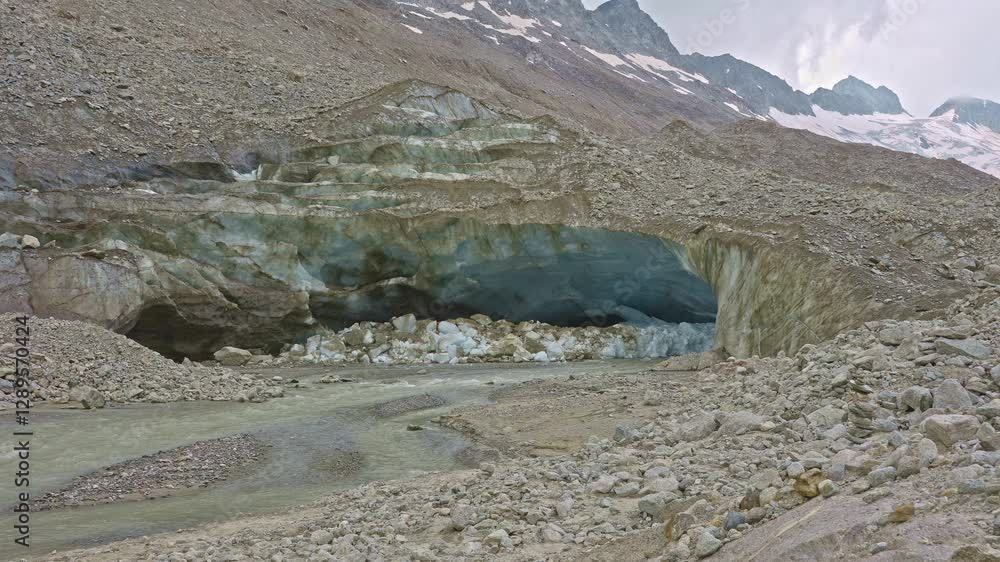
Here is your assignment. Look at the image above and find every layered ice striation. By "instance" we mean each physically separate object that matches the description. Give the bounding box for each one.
[0,82,718,358]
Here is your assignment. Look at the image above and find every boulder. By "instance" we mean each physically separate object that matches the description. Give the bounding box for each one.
[749,468,781,491]
[921,414,981,448]
[793,468,825,498]
[20,235,40,249]
[936,338,991,360]
[978,399,1000,419]
[818,479,840,497]
[342,328,370,348]
[213,346,252,366]
[309,530,333,545]
[867,466,897,487]
[917,437,938,467]
[933,379,973,412]
[0,232,19,248]
[977,423,1000,451]
[638,492,675,520]
[451,504,479,530]
[900,385,934,412]
[664,499,714,541]
[829,449,876,476]
[723,511,746,531]
[678,411,719,441]
[588,474,618,494]
[716,410,764,435]
[878,325,912,346]
[807,405,847,428]
[694,529,722,558]
[70,385,106,409]
[391,314,418,333]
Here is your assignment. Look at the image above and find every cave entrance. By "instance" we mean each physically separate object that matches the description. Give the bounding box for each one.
[309,225,718,355]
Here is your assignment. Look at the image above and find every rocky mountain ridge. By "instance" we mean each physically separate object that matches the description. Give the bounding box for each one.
[931,97,1000,133]
[387,1,1000,176]
[810,76,907,116]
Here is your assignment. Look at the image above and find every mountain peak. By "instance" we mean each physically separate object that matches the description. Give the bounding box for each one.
[588,0,679,58]
[833,75,876,89]
[810,76,906,115]
[594,0,643,13]
[930,97,1000,133]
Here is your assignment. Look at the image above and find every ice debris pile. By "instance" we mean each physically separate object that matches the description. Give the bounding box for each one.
[281,314,715,365]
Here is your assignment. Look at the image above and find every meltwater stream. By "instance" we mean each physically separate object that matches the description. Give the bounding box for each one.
[0,361,649,558]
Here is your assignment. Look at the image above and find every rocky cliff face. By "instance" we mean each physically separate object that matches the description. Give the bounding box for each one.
[685,53,814,117]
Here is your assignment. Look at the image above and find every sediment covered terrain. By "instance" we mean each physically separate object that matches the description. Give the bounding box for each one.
[42,290,1000,561]
[0,313,283,410]
[2,2,1000,561]
[2,76,999,561]
[33,434,268,511]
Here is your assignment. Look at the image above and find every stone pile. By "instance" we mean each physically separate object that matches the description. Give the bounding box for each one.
[280,314,715,366]
[0,314,282,409]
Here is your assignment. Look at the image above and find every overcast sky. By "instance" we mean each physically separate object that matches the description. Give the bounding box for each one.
[582,0,999,116]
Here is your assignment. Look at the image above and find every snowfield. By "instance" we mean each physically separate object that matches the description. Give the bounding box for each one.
[770,106,1000,178]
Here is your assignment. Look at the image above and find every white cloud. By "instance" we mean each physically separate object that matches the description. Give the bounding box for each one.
[791,1,892,93]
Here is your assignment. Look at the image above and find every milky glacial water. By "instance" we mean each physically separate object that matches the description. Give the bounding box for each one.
[0,360,649,559]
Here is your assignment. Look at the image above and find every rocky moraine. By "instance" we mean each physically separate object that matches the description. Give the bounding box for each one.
[1,1,999,561]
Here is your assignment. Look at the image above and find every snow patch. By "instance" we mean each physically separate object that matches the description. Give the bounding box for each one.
[481,22,540,42]
[582,46,630,67]
[421,6,473,20]
[624,53,709,84]
[401,23,424,34]
[478,1,541,33]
